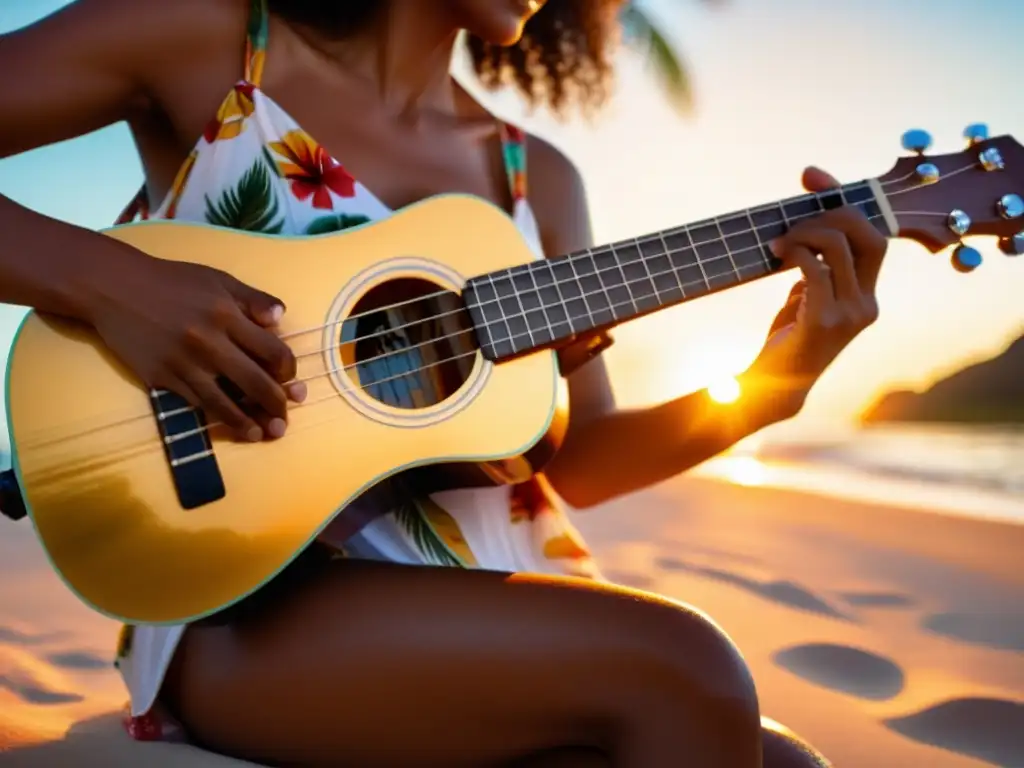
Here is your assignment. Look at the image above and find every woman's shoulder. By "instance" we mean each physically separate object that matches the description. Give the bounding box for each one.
[0,0,250,158]
[522,131,593,255]
[0,0,251,109]
[13,0,249,55]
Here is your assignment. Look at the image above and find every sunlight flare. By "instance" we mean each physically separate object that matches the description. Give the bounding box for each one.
[707,375,742,403]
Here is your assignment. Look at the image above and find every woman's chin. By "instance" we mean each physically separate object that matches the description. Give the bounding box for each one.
[475,19,527,47]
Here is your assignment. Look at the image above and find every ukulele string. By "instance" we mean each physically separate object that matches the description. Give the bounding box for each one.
[276,172,938,344]
[283,159,982,358]
[19,184,956,460]
[20,198,857,449]
[21,197,956,462]
[21,204,890,454]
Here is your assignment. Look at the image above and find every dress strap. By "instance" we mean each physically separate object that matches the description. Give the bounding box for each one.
[115,0,268,225]
[244,0,270,87]
[115,187,149,225]
[499,123,528,203]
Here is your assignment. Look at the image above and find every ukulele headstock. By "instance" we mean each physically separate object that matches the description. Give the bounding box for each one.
[876,125,1024,272]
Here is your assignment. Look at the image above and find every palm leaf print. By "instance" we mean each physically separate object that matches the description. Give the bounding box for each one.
[392,496,466,568]
[204,159,284,233]
[305,214,371,235]
[418,496,479,567]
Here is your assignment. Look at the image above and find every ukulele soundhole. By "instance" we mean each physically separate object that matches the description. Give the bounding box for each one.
[339,277,479,410]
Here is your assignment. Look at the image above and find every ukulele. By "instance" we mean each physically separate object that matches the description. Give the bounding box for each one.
[4,126,1021,624]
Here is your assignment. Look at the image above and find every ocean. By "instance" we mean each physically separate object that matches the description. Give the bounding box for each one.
[695,423,1024,524]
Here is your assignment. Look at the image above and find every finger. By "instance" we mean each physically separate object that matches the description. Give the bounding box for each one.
[816,207,889,293]
[222,275,286,328]
[213,376,287,440]
[214,342,289,421]
[152,373,200,412]
[252,381,308,440]
[768,279,806,336]
[778,227,859,303]
[253,410,288,440]
[229,316,298,383]
[802,166,841,192]
[182,369,262,442]
[286,381,308,403]
[771,242,835,319]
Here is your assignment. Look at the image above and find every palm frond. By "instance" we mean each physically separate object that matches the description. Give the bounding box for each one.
[619,2,695,114]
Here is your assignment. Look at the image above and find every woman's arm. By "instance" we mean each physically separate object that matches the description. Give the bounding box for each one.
[527,136,804,509]
[0,0,300,440]
[0,0,163,313]
[0,0,244,311]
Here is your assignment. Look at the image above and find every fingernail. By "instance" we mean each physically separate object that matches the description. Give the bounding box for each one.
[287,382,308,403]
[269,305,284,324]
[268,418,287,438]
[246,425,263,442]
[769,239,782,256]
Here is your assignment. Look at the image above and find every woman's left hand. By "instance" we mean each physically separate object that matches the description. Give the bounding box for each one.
[756,166,889,404]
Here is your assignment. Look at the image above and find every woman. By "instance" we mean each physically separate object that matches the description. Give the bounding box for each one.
[0,0,885,765]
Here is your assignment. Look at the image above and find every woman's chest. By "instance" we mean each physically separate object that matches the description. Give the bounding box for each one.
[145,65,516,219]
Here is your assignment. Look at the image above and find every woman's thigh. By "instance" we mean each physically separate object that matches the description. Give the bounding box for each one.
[163,559,761,768]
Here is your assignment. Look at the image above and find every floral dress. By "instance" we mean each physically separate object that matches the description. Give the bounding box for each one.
[113,0,602,743]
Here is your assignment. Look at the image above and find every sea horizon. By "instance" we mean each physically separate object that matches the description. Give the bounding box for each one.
[695,421,1024,525]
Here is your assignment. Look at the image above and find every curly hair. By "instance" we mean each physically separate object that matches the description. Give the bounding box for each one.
[266,0,623,113]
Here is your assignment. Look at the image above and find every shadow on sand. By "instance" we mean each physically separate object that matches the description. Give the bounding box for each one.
[655,556,854,621]
[883,697,1024,768]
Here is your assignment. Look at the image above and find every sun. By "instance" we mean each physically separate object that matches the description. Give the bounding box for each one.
[707,375,742,404]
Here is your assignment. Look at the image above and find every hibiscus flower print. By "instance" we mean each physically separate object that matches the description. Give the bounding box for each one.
[204,83,257,143]
[268,130,356,209]
[542,532,591,561]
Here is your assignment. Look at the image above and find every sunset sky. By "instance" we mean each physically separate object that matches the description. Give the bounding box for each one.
[1,0,1021,437]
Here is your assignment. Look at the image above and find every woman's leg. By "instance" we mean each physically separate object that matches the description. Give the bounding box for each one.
[760,719,831,768]
[512,716,832,768]
[163,559,760,768]
[511,717,832,768]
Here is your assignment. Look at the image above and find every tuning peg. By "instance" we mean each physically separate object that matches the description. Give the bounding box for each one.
[980,147,1005,171]
[997,193,1024,220]
[998,232,1024,256]
[952,244,983,273]
[915,163,940,184]
[901,129,932,155]
[947,209,972,236]
[963,123,989,145]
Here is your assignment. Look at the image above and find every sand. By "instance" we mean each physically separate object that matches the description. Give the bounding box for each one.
[1,476,1022,767]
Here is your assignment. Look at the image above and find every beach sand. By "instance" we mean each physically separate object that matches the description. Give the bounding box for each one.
[1,476,1022,767]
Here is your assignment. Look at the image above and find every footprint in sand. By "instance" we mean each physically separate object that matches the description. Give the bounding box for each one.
[922,611,1024,653]
[0,647,87,706]
[838,591,916,609]
[655,557,852,621]
[772,642,905,701]
[0,668,84,705]
[884,697,1024,767]
[0,625,69,646]
[46,651,110,671]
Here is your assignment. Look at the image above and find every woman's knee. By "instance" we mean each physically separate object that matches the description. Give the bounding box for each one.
[761,718,831,768]
[627,591,756,706]
[583,584,760,746]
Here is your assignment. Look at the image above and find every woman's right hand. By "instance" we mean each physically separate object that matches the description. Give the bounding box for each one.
[85,254,307,443]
